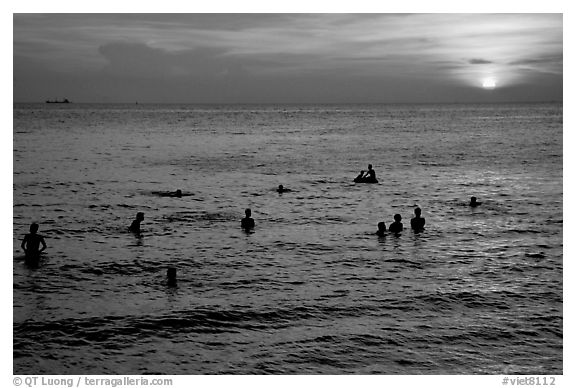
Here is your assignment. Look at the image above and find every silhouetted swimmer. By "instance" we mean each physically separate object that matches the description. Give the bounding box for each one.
[388,214,403,234]
[469,196,481,207]
[154,189,184,198]
[376,221,387,237]
[129,212,144,233]
[21,223,47,263]
[410,207,426,232]
[241,208,255,230]
[167,267,177,287]
[277,185,291,193]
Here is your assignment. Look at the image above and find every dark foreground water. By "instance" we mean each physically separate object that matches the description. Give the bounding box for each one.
[13,103,562,374]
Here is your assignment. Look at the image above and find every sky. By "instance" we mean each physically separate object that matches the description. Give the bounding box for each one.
[13,13,563,104]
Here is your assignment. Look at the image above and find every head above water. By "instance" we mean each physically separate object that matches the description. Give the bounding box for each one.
[414,207,422,216]
[470,196,477,203]
[29,223,39,233]
[136,212,144,221]
[394,214,402,222]
[377,222,386,231]
[166,267,177,287]
[167,267,177,280]
[175,189,182,197]
[368,164,373,170]
[278,185,283,190]
[245,208,252,217]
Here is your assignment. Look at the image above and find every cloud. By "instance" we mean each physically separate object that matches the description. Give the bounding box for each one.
[507,54,563,75]
[468,58,493,64]
[97,42,250,79]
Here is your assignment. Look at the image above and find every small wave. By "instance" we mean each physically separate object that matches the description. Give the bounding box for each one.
[525,252,546,259]
[219,277,283,290]
[14,301,409,351]
[439,325,517,344]
[505,229,543,234]
[395,359,416,366]
[163,210,238,224]
[383,258,423,269]
[57,260,162,277]
[416,290,522,311]
[88,204,112,209]
[14,306,317,346]
[319,289,350,299]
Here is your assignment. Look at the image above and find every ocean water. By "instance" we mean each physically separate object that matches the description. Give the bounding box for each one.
[13,103,562,374]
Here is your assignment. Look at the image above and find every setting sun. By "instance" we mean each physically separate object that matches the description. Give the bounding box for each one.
[482,78,497,89]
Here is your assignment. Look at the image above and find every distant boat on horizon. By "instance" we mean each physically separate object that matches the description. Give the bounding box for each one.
[46,98,70,104]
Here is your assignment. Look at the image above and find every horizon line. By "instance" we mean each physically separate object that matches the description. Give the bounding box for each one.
[13,100,564,105]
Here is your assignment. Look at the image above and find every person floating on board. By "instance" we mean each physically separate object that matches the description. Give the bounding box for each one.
[21,223,47,264]
[129,212,145,233]
[388,214,403,234]
[353,164,378,183]
[241,208,255,230]
[410,207,426,232]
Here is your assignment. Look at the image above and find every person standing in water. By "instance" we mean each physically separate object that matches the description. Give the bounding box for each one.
[129,212,144,233]
[167,267,177,287]
[376,221,387,237]
[241,208,255,230]
[21,223,47,262]
[410,207,426,232]
[388,214,403,234]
